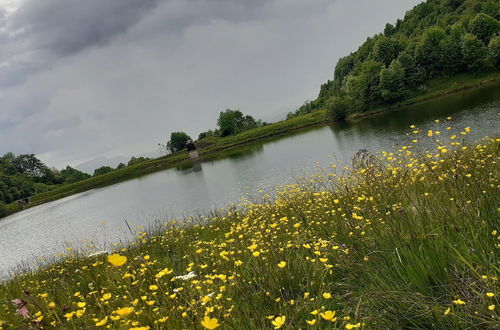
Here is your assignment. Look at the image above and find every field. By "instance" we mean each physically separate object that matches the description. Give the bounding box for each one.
[0,121,498,329]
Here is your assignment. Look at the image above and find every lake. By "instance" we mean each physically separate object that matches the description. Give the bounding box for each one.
[1,84,499,276]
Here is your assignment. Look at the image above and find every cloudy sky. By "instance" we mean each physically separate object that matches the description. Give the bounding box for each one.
[0,0,422,172]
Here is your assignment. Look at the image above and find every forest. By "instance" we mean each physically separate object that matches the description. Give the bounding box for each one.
[287,0,500,120]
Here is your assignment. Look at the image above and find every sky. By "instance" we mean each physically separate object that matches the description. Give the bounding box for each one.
[0,0,423,173]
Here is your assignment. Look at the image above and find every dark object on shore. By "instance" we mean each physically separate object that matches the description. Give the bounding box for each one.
[16,197,30,205]
[186,140,202,171]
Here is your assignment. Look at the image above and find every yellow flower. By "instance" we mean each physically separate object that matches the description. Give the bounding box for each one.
[48,302,56,309]
[320,310,336,321]
[115,307,134,318]
[76,309,85,317]
[107,254,127,267]
[64,312,75,320]
[149,285,159,291]
[201,316,220,329]
[252,251,260,257]
[101,293,112,301]
[323,292,332,299]
[306,319,317,325]
[77,302,86,308]
[443,307,451,315]
[486,292,494,298]
[488,305,495,311]
[277,261,286,268]
[157,316,169,323]
[272,315,286,329]
[453,299,465,305]
[95,316,108,327]
[129,327,150,330]
[345,323,361,329]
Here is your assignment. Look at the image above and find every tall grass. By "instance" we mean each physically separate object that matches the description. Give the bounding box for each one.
[0,123,498,329]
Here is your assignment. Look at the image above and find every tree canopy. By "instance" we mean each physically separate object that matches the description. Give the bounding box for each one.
[167,132,192,153]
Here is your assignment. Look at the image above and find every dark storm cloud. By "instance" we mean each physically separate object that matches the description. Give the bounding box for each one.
[10,0,159,56]
[0,0,424,170]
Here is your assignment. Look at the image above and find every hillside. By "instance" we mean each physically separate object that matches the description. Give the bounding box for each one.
[287,0,500,120]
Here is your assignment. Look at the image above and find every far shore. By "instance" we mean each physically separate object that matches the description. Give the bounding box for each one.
[2,71,499,219]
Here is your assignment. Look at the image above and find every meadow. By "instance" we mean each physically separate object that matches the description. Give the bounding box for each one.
[0,120,498,329]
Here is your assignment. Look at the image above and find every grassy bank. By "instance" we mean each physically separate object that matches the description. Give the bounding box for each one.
[2,72,499,219]
[0,122,498,329]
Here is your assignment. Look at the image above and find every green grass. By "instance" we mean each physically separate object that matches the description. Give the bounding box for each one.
[0,124,498,329]
[2,72,498,219]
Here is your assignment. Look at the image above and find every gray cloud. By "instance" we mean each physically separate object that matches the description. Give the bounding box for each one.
[10,0,159,56]
[0,0,424,170]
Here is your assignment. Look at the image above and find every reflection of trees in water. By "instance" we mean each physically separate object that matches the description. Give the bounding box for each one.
[328,83,500,147]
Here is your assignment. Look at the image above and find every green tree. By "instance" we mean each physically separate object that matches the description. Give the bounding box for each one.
[488,36,500,69]
[461,33,489,71]
[127,156,150,166]
[60,166,91,184]
[372,36,403,66]
[397,52,424,88]
[468,13,500,44]
[217,109,258,137]
[379,60,406,103]
[93,166,114,177]
[414,27,448,78]
[344,60,384,111]
[167,131,192,153]
[327,96,350,121]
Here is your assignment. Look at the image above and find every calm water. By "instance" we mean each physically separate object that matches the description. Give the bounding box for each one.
[1,84,499,276]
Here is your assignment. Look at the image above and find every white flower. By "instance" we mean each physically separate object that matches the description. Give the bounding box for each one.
[174,271,196,280]
[88,250,108,257]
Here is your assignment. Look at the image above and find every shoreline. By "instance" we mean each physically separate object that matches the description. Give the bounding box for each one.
[2,72,499,219]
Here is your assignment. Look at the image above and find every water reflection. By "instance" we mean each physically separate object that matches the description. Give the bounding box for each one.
[0,83,499,275]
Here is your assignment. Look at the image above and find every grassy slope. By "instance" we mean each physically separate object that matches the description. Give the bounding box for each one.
[0,124,498,329]
[2,72,499,219]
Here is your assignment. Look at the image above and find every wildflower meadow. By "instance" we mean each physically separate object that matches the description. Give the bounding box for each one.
[0,120,498,329]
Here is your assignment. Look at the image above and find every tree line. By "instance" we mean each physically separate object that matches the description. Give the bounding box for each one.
[286,0,500,120]
[0,152,154,215]
[165,109,266,153]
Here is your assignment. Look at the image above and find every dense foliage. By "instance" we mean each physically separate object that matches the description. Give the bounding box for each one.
[0,153,61,205]
[167,132,192,153]
[287,0,500,120]
[1,123,498,329]
[198,109,266,140]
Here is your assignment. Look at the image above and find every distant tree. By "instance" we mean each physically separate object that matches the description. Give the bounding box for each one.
[60,166,91,184]
[116,163,126,169]
[384,23,396,37]
[344,60,384,111]
[461,33,490,71]
[380,60,406,103]
[414,27,447,78]
[93,166,114,177]
[445,0,464,10]
[167,132,192,153]
[217,109,258,137]
[468,13,500,44]
[127,157,150,166]
[397,52,424,88]
[12,154,47,178]
[327,96,350,121]
[198,129,218,140]
[372,36,403,66]
[488,36,500,69]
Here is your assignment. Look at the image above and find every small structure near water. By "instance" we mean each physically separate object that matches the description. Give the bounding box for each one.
[186,140,202,171]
